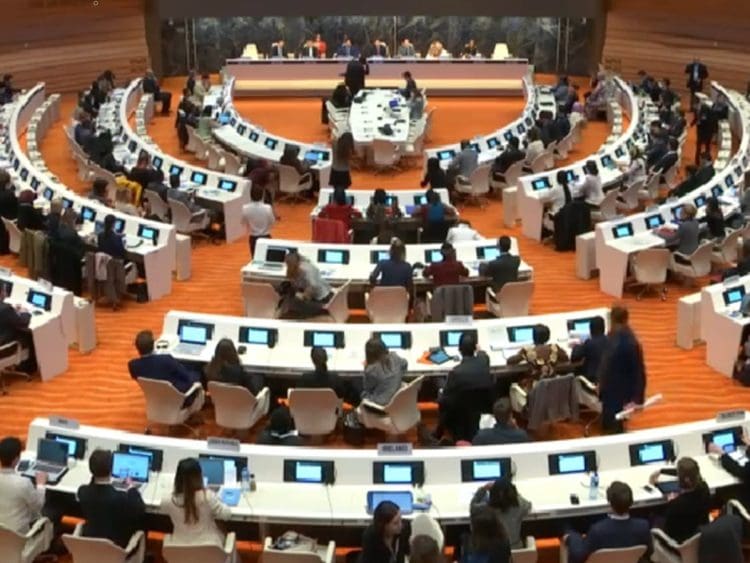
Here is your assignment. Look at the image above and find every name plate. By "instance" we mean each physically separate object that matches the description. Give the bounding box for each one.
[49,415,80,429]
[716,410,746,422]
[445,315,473,325]
[207,437,241,452]
[377,443,412,456]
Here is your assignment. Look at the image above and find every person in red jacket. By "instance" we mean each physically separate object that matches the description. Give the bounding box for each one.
[319,186,361,230]
[423,243,469,287]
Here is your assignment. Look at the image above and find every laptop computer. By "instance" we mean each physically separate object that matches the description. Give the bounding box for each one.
[23,438,68,483]
[111,452,150,490]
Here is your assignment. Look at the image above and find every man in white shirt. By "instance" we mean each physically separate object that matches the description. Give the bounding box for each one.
[446,220,481,244]
[242,184,277,256]
[0,436,54,559]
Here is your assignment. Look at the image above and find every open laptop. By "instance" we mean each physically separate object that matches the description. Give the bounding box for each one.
[111,452,150,490]
[173,322,211,356]
[23,438,68,483]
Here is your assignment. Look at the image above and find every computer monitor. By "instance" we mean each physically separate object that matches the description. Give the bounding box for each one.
[703,427,742,453]
[152,156,163,170]
[383,195,398,206]
[370,250,390,264]
[476,246,501,260]
[127,140,137,153]
[27,290,51,311]
[218,179,237,192]
[614,147,625,158]
[44,432,87,459]
[283,460,335,484]
[547,451,596,475]
[711,185,724,198]
[460,458,511,482]
[111,452,150,482]
[367,491,414,514]
[564,170,580,183]
[469,142,481,153]
[373,461,424,485]
[30,177,39,190]
[249,131,260,142]
[190,171,207,186]
[671,206,683,222]
[487,138,500,149]
[137,224,159,244]
[176,320,214,345]
[238,327,278,348]
[117,444,163,471]
[237,124,247,136]
[80,206,96,222]
[169,164,184,178]
[531,178,551,191]
[265,246,295,263]
[62,198,73,209]
[36,438,68,465]
[517,123,526,134]
[303,330,344,349]
[694,194,706,208]
[628,440,674,466]
[503,130,514,141]
[437,150,455,161]
[644,214,664,229]
[601,155,615,169]
[304,149,329,162]
[0,279,13,297]
[723,286,746,306]
[372,331,411,350]
[507,325,535,343]
[317,249,349,265]
[611,223,634,239]
[198,453,248,481]
[42,187,53,200]
[264,138,278,150]
[424,249,443,263]
[566,317,602,338]
[114,218,125,234]
[439,329,478,348]
[725,175,735,187]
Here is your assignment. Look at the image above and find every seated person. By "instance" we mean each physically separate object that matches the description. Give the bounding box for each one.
[128,330,202,407]
[423,243,469,287]
[298,346,345,400]
[722,239,750,280]
[662,203,700,258]
[667,164,700,199]
[366,188,403,222]
[420,157,448,190]
[16,190,45,231]
[478,236,520,292]
[166,174,208,221]
[507,324,569,389]
[280,145,315,192]
[397,38,416,58]
[277,251,334,319]
[142,69,172,115]
[361,337,407,406]
[564,481,651,563]
[415,188,457,225]
[127,152,164,204]
[469,477,532,549]
[572,160,604,205]
[708,429,750,507]
[0,283,34,372]
[458,505,511,563]
[370,38,390,58]
[447,140,479,190]
[330,83,352,109]
[446,220,480,244]
[97,214,129,261]
[369,239,413,292]
[74,112,95,147]
[88,178,111,207]
[492,137,525,181]
[650,137,680,178]
[190,74,211,107]
[204,338,264,395]
[361,500,410,563]
[318,186,362,230]
[570,316,607,383]
[195,105,218,141]
[77,449,146,548]
[704,196,726,240]
[299,39,319,59]
[461,39,479,58]
[256,406,304,446]
[114,187,140,217]
[694,152,715,186]
[523,128,545,168]
[472,398,530,446]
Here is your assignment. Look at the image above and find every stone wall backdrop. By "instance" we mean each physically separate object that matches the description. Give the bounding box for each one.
[160,16,595,77]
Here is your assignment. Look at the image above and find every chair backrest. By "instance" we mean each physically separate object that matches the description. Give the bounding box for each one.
[530,151,549,173]
[208,381,263,430]
[372,139,400,167]
[431,284,473,322]
[597,189,620,220]
[62,532,129,563]
[469,164,491,195]
[288,388,341,436]
[325,280,351,323]
[207,144,225,171]
[1,217,21,254]
[278,164,303,194]
[385,376,424,432]
[504,160,525,187]
[136,377,187,425]
[142,190,170,221]
[492,43,510,59]
[633,248,670,284]
[242,282,279,318]
[585,545,647,563]
[410,513,445,550]
[644,173,661,198]
[367,286,410,323]
[0,524,27,563]
[312,217,349,243]
[263,544,323,563]
[717,229,742,262]
[511,537,537,563]
[224,152,244,176]
[687,240,715,276]
[167,198,195,232]
[621,178,645,207]
[163,534,232,563]
[242,43,259,59]
[497,280,534,317]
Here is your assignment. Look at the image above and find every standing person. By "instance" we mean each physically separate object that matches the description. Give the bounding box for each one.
[142,69,172,115]
[360,500,410,563]
[162,458,232,547]
[361,337,407,406]
[401,71,418,98]
[685,58,709,110]
[344,55,368,97]
[458,505,511,563]
[331,132,355,189]
[470,477,532,549]
[242,184,276,257]
[692,102,717,165]
[77,449,146,548]
[597,305,646,432]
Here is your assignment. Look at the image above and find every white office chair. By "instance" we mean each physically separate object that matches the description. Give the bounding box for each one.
[223,152,246,176]
[241,282,280,318]
[711,229,741,266]
[511,537,538,563]
[660,163,680,189]
[366,286,410,323]
[485,281,534,318]
[163,532,237,563]
[136,378,205,436]
[0,341,29,395]
[1,217,21,254]
[410,514,444,550]
[372,139,402,171]
[423,107,436,141]
[0,519,54,563]
[650,530,700,563]
[669,241,713,283]
[208,382,270,434]
[168,198,211,237]
[206,144,226,171]
[63,523,145,563]
[72,152,96,183]
[590,190,620,223]
[630,248,669,300]
[262,537,335,563]
[142,190,170,221]
[574,375,602,436]
[288,388,342,437]
[278,164,312,203]
[559,541,646,563]
[455,164,491,207]
[616,179,645,212]
[490,160,524,194]
[638,173,661,203]
[357,376,424,436]
[509,382,528,414]
[491,43,511,59]
[242,43,260,59]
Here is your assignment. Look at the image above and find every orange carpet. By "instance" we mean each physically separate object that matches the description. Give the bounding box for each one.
[3,76,749,563]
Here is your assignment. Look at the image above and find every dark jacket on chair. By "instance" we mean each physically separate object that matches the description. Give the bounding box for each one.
[0,302,30,345]
[77,483,146,549]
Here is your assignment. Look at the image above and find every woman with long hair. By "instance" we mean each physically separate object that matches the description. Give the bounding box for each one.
[360,500,409,563]
[162,458,231,546]
[460,504,510,563]
[331,131,354,189]
[204,338,264,394]
[470,478,532,549]
[361,337,407,406]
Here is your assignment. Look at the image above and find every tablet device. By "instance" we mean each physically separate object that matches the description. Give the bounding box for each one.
[220,488,241,506]
[367,491,413,514]
[654,480,680,495]
[428,349,451,365]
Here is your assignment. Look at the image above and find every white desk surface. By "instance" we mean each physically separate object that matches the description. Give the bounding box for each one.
[349,89,412,145]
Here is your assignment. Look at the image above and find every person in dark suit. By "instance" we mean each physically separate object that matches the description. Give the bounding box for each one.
[420,157,447,190]
[565,481,652,563]
[204,338,264,395]
[97,214,127,260]
[401,71,418,98]
[344,55,368,97]
[685,59,709,108]
[472,398,530,446]
[0,283,31,347]
[299,40,319,59]
[0,170,18,254]
[461,39,479,58]
[571,316,608,383]
[77,449,145,549]
[127,152,164,200]
[369,38,389,58]
[256,406,304,446]
[491,137,525,181]
[692,102,717,165]
[597,305,646,432]
[330,83,352,109]
[478,236,520,292]
[660,78,678,110]
[298,346,345,399]
[360,500,410,563]
[649,137,679,179]
[335,37,359,58]
[270,39,286,58]
[435,332,494,441]
[667,165,700,199]
[16,190,45,232]
[128,330,202,406]
[142,70,171,115]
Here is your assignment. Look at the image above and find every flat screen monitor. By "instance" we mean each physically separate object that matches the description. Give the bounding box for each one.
[601,155,615,169]
[532,178,551,191]
[169,164,184,178]
[127,140,137,153]
[517,123,526,134]
[628,440,674,466]
[487,138,500,149]
[0,279,13,297]
[507,325,535,343]
[44,432,86,459]
[12,158,19,170]
[460,458,511,482]
[20,169,28,181]
[36,438,68,465]
[303,330,344,349]
[723,286,746,306]
[217,178,237,192]
[117,443,163,471]
[694,194,706,208]
[249,131,260,142]
[42,187,53,200]
[265,246,295,263]
[503,130,514,141]
[198,458,225,486]
[283,460,335,484]
[373,461,424,485]
[111,452,150,482]
[439,329,478,348]
[27,290,51,311]
[370,250,390,263]
[565,170,580,183]
[367,491,413,514]
[190,171,207,186]
[725,175,735,187]
[237,124,247,136]
[424,249,443,263]
[548,451,596,475]
[239,327,278,347]
[114,218,125,234]
[614,147,625,158]
[644,214,665,229]
[470,142,481,153]
[329,193,355,205]
[264,138,278,150]
[611,224,634,239]
[711,185,724,198]
[304,149,329,162]
[476,246,501,260]
[372,331,411,350]
[137,224,159,244]
[566,317,602,338]
[30,177,39,190]
[80,206,96,222]
[176,320,214,345]
[671,206,683,222]
[316,248,349,264]
[62,198,73,209]
[413,194,428,205]
[437,150,455,161]
[383,195,398,206]
[152,156,163,170]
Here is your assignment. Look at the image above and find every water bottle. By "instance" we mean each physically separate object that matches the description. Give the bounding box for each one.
[240,468,250,492]
[589,472,599,500]
[249,473,257,492]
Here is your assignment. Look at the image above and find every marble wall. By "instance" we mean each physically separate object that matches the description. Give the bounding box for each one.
[160,16,595,77]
